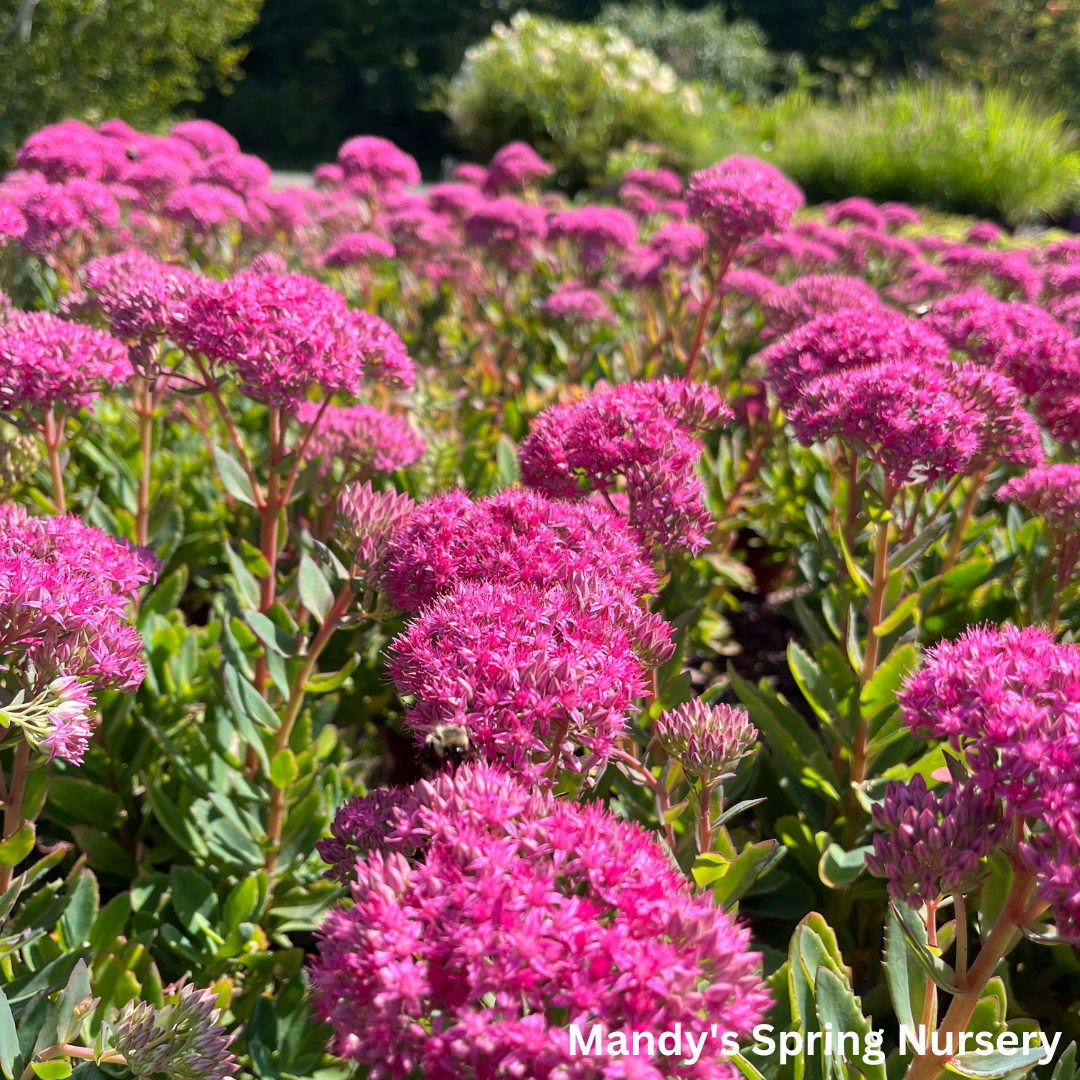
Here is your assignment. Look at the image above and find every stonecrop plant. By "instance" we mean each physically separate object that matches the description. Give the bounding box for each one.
[2,113,1080,1080]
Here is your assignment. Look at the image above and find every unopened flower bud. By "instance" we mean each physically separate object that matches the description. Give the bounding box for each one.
[655,699,757,781]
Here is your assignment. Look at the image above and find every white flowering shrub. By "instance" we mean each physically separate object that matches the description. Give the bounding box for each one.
[446,11,704,187]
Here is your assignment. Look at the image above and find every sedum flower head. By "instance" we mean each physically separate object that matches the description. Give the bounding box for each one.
[788,359,984,487]
[998,464,1080,529]
[547,206,637,268]
[387,580,652,777]
[464,198,548,270]
[336,136,421,197]
[760,274,882,337]
[686,155,804,247]
[541,282,616,324]
[161,184,248,232]
[170,120,240,159]
[380,487,658,615]
[323,231,395,269]
[519,378,732,554]
[111,984,238,1080]
[312,762,770,1079]
[297,402,425,479]
[482,141,555,194]
[761,306,949,409]
[865,774,1002,907]
[0,310,130,414]
[655,699,757,780]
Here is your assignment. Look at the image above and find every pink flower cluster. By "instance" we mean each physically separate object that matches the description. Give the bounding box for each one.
[482,141,554,194]
[313,762,769,1080]
[0,508,155,761]
[899,625,1080,936]
[379,487,659,614]
[519,379,732,553]
[0,308,130,414]
[998,464,1080,528]
[542,282,615,325]
[687,156,805,250]
[387,580,653,777]
[547,206,638,269]
[175,273,413,409]
[297,402,425,479]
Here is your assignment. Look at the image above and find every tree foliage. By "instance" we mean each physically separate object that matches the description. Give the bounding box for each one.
[0,0,263,165]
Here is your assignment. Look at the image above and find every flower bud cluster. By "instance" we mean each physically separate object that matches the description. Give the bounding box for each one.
[865,774,1002,907]
[655,699,758,781]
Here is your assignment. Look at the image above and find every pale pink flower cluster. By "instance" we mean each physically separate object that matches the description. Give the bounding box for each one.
[998,465,1080,528]
[547,206,638,269]
[313,763,770,1080]
[336,482,416,571]
[542,282,616,324]
[519,379,732,553]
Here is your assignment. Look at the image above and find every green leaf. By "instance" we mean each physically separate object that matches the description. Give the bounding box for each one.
[873,593,920,637]
[145,781,209,859]
[663,799,690,823]
[224,662,280,732]
[223,543,261,610]
[887,515,951,572]
[788,642,841,733]
[304,653,359,693]
[140,566,188,620]
[814,966,887,1080]
[0,823,34,868]
[728,667,841,805]
[947,1021,1048,1078]
[47,777,123,832]
[60,868,99,948]
[818,844,870,889]
[890,900,962,994]
[732,1052,770,1080]
[837,530,872,595]
[56,959,92,1045]
[884,902,935,1034]
[0,987,16,1080]
[496,435,520,486]
[244,610,296,657]
[240,538,271,579]
[213,445,258,506]
[89,893,130,955]
[270,748,299,789]
[223,875,260,934]
[694,841,781,910]
[31,1063,71,1079]
[170,866,217,933]
[860,644,917,721]
[298,553,334,623]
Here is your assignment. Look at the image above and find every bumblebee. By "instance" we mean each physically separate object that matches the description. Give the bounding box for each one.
[421,723,472,770]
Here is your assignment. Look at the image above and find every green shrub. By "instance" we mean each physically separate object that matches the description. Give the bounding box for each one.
[597,3,775,102]
[445,11,706,188]
[754,80,1080,224]
[0,0,264,165]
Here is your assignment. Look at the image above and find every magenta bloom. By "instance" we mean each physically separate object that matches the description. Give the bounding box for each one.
[426,183,485,218]
[998,465,1080,528]
[722,268,775,302]
[19,180,120,254]
[296,401,425,478]
[379,487,658,615]
[177,273,411,408]
[170,120,240,159]
[388,581,651,775]
[967,221,1003,246]
[0,508,155,712]
[191,152,273,196]
[925,289,1071,396]
[82,250,199,347]
[547,206,637,269]
[951,364,1043,469]
[337,137,421,197]
[0,201,26,244]
[337,481,416,571]
[826,198,884,230]
[323,231,395,268]
[519,379,732,554]
[312,763,770,1080]
[483,141,554,194]
[161,184,248,232]
[880,202,921,230]
[463,198,548,270]
[761,307,950,408]
[120,154,193,200]
[788,359,984,487]
[453,162,488,187]
[760,275,882,337]
[623,167,683,197]
[0,311,130,414]
[686,156,804,249]
[542,282,615,324]
[16,121,125,182]
[648,221,707,267]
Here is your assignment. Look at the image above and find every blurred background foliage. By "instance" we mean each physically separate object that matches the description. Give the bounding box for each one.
[3,0,1080,215]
